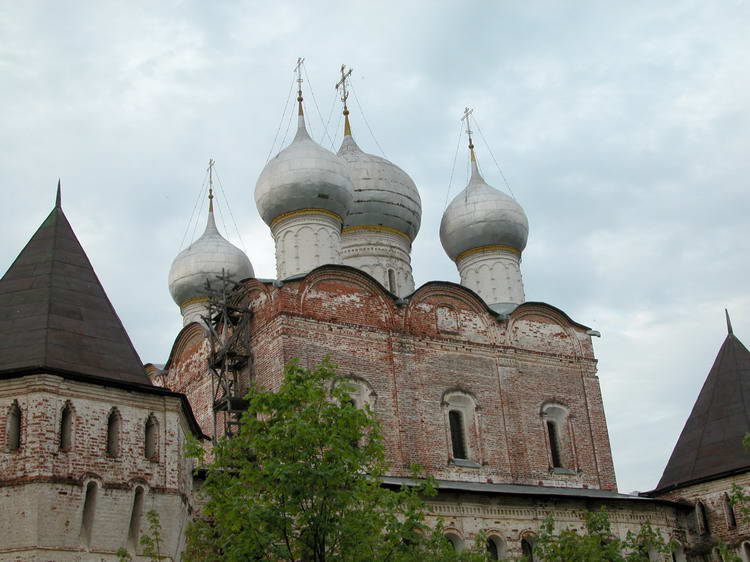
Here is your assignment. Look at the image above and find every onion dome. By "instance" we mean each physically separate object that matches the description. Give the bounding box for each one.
[440,148,528,262]
[168,195,253,307]
[338,113,421,241]
[255,98,353,226]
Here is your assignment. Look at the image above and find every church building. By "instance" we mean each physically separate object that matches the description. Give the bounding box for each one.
[0,65,748,560]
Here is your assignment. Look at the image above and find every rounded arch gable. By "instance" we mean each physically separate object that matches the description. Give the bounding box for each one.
[507,305,583,358]
[297,267,396,329]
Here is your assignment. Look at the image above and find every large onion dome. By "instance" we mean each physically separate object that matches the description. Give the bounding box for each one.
[440,152,528,262]
[338,125,421,241]
[255,106,353,226]
[168,200,253,307]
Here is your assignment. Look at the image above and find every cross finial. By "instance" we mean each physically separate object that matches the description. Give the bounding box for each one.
[295,57,305,114]
[462,107,476,161]
[335,64,354,135]
[726,308,734,335]
[207,158,215,212]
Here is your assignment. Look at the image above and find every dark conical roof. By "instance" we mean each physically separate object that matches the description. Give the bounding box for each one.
[0,192,150,386]
[654,320,750,492]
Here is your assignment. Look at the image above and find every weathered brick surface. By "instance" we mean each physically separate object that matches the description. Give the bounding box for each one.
[657,473,750,559]
[0,375,195,561]
[165,267,615,491]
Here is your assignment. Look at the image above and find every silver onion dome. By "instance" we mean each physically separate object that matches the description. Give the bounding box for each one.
[338,132,421,241]
[255,109,353,225]
[440,153,528,261]
[168,203,254,307]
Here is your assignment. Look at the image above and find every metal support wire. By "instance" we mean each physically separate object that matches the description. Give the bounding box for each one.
[212,166,247,254]
[266,76,296,163]
[349,80,387,158]
[302,64,335,146]
[178,169,210,251]
[473,116,518,201]
[444,120,464,210]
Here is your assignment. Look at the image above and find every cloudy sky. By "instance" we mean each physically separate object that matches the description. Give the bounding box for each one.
[2,1,749,494]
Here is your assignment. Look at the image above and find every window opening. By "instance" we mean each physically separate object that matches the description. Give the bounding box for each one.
[724,493,737,529]
[521,538,534,561]
[387,269,396,293]
[6,401,21,451]
[696,501,709,534]
[127,487,145,552]
[448,410,467,460]
[486,537,502,560]
[80,482,97,547]
[106,409,120,457]
[547,420,562,468]
[60,402,73,451]
[144,415,158,460]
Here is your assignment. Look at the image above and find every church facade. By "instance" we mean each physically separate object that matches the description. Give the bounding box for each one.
[1,67,749,560]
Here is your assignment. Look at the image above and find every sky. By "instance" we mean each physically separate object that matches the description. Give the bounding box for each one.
[2,1,749,494]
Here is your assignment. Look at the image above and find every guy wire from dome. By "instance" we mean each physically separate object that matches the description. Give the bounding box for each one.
[265,75,296,163]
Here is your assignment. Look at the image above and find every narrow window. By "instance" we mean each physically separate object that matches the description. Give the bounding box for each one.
[127,486,145,552]
[6,401,21,451]
[387,269,396,293]
[448,410,467,460]
[743,543,750,561]
[80,482,97,547]
[547,420,562,468]
[696,501,709,534]
[521,538,534,561]
[144,415,158,460]
[724,493,736,529]
[106,408,120,457]
[60,402,73,451]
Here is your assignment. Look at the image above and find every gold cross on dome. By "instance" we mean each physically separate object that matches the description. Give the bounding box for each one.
[335,64,353,109]
[461,106,474,141]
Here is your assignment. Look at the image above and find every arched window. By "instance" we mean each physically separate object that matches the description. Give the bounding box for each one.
[6,401,21,452]
[541,403,571,470]
[106,408,121,457]
[696,501,710,534]
[449,410,467,460]
[521,538,534,561]
[445,532,463,552]
[127,486,145,552]
[80,481,97,547]
[486,535,504,560]
[335,378,376,410]
[59,401,74,452]
[742,542,750,562]
[724,492,737,529]
[144,414,158,460]
[443,391,478,465]
[387,269,396,293]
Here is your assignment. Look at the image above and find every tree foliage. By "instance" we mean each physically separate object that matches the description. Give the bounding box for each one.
[531,508,675,562]
[183,359,485,562]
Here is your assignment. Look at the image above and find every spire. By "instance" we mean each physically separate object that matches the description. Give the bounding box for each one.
[293,57,310,140]
[726,308,734,335]
[205,159,218,233]
[55,179,61,208]
[462,107,481,180]
[0,197,150,385]
[336,64,353,137]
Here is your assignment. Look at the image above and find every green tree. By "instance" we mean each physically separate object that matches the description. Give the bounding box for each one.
[531,508,676,562]
[183,358,486,562]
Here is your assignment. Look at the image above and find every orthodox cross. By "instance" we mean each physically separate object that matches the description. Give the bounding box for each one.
[335,64,353,111]
[461,106,474,147]
[207,158,215,210]
[295,57,305,101]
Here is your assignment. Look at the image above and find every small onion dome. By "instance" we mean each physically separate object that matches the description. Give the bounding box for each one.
[255,109,353,226]
[338,132,421,241]
[440,154,528,262]
[168,203,253,307]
